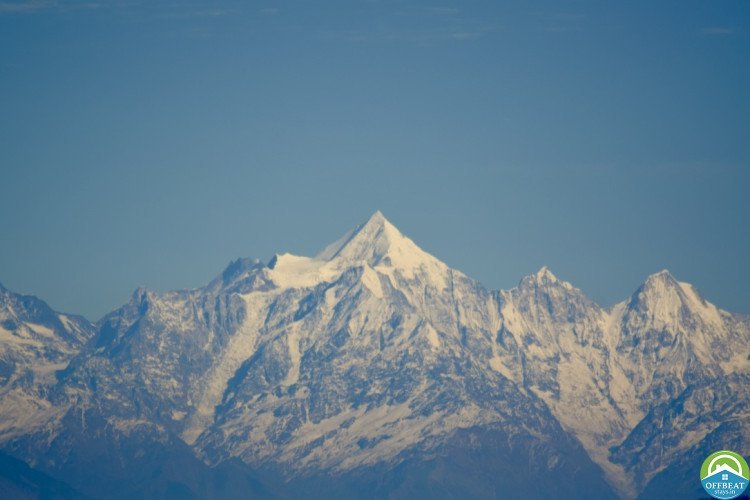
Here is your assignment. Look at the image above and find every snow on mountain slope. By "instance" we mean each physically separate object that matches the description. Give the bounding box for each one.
[599,269,749,472]
[485,266,750,496]
[490,268,638,495]
[14,213,585,491]
[264,211,451,291]
[194,259,506,472]
[95,212,505,472]
[0,212,747,499]
[0,284,95,441]
[611,371,750,495]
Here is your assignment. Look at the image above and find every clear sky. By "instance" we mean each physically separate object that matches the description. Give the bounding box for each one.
[1,0,748,320]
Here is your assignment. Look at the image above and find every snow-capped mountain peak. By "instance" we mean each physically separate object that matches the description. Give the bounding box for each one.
[642,268,678,289]
[318,210,442,270]
[315,210,388,261]
[2,215,748,500]
[263,211,451,291]
[625,269,723,329]
[535,265,557,281]
[514,266,576,294]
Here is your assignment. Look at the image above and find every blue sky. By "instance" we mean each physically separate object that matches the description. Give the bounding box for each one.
[0,0,748,319]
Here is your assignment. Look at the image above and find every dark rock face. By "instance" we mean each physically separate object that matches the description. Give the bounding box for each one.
[279,424,617,500]
[0,451,86,500]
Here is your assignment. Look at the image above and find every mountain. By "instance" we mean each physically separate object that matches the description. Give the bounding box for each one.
[0,451,86,500]
[0,284,95,444]
[0,212,747,499]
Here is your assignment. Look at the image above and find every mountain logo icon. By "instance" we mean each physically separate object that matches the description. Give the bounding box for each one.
[701,450,749,500]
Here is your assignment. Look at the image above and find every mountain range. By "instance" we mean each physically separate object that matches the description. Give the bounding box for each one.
[0,211,748,499]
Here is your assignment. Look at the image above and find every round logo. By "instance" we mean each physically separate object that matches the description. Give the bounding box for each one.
[700,450,749,500]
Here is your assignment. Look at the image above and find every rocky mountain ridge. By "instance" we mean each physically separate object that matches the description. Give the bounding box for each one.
[0,212,747,499]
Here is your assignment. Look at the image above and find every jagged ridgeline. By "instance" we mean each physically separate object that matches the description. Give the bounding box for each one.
[0,212,748,499]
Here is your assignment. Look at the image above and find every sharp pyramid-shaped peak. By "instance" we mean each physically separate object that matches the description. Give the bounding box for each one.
[316,211,448,274]
[627,269,724,328]
[365,209,387,227]
[263,212,451,290]
[518,266,575,292]
[317,210,392,260]
[346,210,398,248]
[535,266,558,282]
[504,266,596,322]
[635,269,682,302]
[644,268,677,285]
